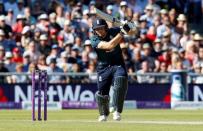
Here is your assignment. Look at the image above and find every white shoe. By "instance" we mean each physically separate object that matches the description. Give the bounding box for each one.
[98,115,107,122]
[113,111,121,121]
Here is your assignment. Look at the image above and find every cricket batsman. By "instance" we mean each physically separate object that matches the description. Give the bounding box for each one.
[90,18,130,121]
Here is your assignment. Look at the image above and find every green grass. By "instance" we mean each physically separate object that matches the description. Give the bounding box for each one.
[0,109,203,131]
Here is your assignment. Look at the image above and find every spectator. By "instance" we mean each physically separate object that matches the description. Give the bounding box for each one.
[5,9,15,26]
[180,31,190,49]
[23,40,40,62]
[193,45,203,65]
[63,41,73,56]
[136,60,155,83]
[37,54,48,71]
[11,47,23,64]
[142,43,156,70]
[12,14,26,42]
[156,62,170,83]
[11,63,27,83]
[152,14,161,29]
[27,61,38,81]
[156,15,172,38]
[160,9,168,21]
[36,14,49,33]
[148,0,161,15]
[185,41,198,64]
[57,51,69,72]
[115,1,128,21]
[15,0,25,17]
[158,48,172,68]
[161,31,177,50]
[31,2,43,19]
[0,60,11,83]
[81,51,89,71]
[69,63,85,83]
[22,54,30,72]
[0,29,15,51]
[70,46,82,66]
[0,45,4,61]
[176,14,188,35]
[21,26,32,49]
[24,6,36,25]
[193,33,203,47]
[47,58,64,83]
[46,44,60,65]
[4,51,16,72]
[56,5,65,28]
[33,28,41,43]
[49,28,58,45]
[59,20,74,44]
[153,38,163,57]
[86,61,97,83]
[140,4,154,27]
[132,49,143,71]
[73,36,83,52]
[192,63,203,84]
[49,12,62,33]
[83,39,97,61]
[81,9,90,35]
[38,34,51,56]
[178,48,191,70]
[168,8,177,27]
[0,15,12,39]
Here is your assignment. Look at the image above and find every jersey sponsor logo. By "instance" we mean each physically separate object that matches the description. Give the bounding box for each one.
[99,76,102,82]
[97,20,100,24]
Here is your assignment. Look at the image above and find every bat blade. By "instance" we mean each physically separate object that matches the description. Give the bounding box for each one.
[93,7,121,27]
[93,7,138,35]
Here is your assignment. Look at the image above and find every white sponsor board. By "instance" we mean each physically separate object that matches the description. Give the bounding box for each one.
[123,100,137,109]
[171,101,203,109]
[22,101,62,110]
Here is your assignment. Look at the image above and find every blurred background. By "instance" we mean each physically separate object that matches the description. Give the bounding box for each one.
[0,0,203,109]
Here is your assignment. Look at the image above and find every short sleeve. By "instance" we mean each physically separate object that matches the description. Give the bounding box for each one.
[90,36,100,49]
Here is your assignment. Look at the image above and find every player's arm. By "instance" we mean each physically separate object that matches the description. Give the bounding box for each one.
[97,33,123,50]
[97,24,130,50]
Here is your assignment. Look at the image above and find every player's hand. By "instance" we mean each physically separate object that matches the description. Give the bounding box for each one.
[120,23,130,35]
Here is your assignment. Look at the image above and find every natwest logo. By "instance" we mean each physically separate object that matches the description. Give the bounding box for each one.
[14,85,95,102]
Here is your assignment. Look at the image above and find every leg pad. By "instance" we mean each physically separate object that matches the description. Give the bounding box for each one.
[95,91,110,116]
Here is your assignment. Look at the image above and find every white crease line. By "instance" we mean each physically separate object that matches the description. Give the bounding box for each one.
[1,120,203,125]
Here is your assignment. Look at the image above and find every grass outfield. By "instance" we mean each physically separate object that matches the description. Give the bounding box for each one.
[0,109,203,131]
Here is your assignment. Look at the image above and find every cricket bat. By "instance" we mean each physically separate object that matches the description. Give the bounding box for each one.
[92,7,138,35]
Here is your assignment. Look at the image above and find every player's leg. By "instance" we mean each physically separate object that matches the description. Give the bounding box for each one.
[111,66,128,121]
[95,67,112,121]
[95,91,109,121]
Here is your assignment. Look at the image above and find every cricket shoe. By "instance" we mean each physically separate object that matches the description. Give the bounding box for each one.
[112,111,121,121]
[98,115,108,122]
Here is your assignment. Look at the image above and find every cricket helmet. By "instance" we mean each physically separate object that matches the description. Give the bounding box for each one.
[92,18,108,30]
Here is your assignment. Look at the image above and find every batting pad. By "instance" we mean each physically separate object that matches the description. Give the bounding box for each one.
[112,76,128,113]
[95,91,110,116]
